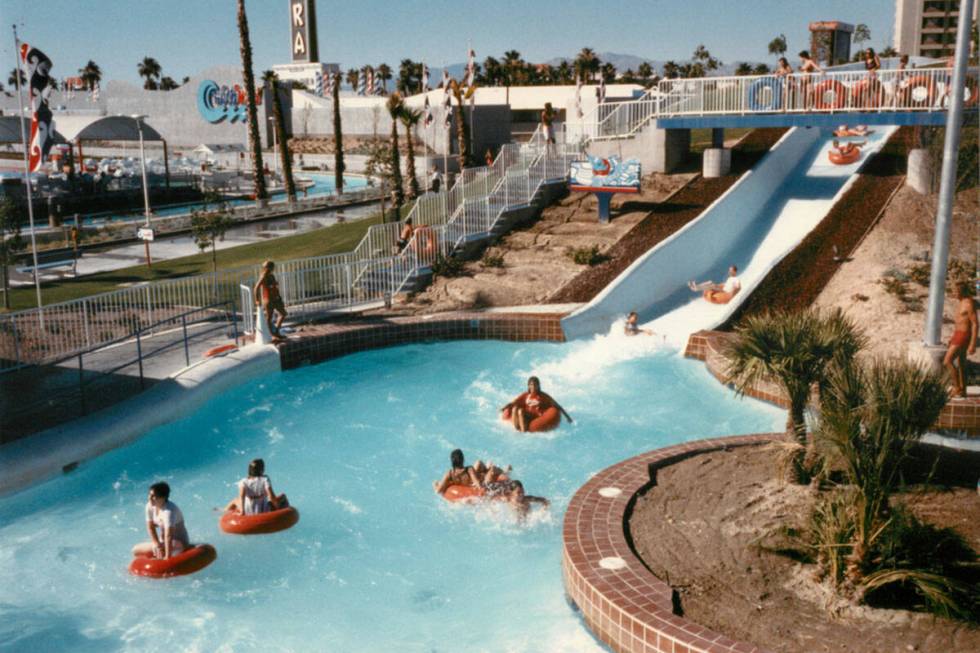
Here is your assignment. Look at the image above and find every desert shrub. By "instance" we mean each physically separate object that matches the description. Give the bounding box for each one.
[907,263,930,287]
[481,251,504,268]
[567,245,608,266]
[430,254,465,278]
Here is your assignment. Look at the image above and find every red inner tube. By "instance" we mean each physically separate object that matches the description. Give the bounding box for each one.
[204,344,238,358]
[220,506,300,535]
[128,544,217,578]
[813,79,848,110]
[828,148,861,165]
[902,75,936,108]
[852,79,883,108]
[442,475,510,503]
[501,405,561,432]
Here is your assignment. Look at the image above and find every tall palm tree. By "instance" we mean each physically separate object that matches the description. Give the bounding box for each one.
[386,93,405,217]
[600,62,617,83]
[376,63,392,93]
[345,68,359,92]
[159,76,179,90]
[78,60,102,90]
[482,56,501,86]
[502,50,523,104]
[449,80,472,169]
[557,60,572,84]
[637,62,653,84]
[725,308,864,483]
[262,70,296,202]
[399,107,421,200]
[332,73,344,194]
[662,61,679,79]
[236,0,267,200]
[574,47,599,82]
[137,57,161,90]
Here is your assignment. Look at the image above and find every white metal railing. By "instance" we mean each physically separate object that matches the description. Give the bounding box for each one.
[240,284,255,335]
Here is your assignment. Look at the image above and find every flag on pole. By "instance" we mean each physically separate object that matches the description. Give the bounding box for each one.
[91,81,100,103]
[421,64,430,92]
[574,75,583,119]
[441,69,451,97]
[19,43,54,172]
[443,90,453,129]
[423,96,434,128]
[315,71,323,97]
[465,48,476,87]
[598,75,606,103]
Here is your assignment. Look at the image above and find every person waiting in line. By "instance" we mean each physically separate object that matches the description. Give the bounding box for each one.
[863,48,881,77]
[624,311,654,337]
[501,376,573,433]
[944,282,978,399]
[797,50,823,108]
[254,260,288,340]
[433,449,509,495]
[774,57,795,107]
[429,165,442,193]
[892,54,911,107]
[689,265,742,304]
[541,102,557,145]
[396,217,415,252]
[132,482,191,560]
[224,458,289,515]
[484,480,549,521]
[485,148,494,167]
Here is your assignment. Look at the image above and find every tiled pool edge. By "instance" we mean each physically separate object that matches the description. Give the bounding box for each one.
[0,345,281,497]
[278,311,568,369]
[562,434,779,653]
[684,330,980,438]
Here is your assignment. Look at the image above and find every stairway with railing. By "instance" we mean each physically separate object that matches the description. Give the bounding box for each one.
[0,139,581,371]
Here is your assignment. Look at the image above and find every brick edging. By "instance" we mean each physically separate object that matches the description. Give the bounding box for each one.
[562,434,780,653]
[684,330,980,436]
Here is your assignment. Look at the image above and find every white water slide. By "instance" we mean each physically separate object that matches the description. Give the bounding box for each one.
[561,126,897,345]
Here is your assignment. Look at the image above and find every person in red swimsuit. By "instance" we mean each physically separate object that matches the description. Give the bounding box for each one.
[944,282,978,398]
[254,260,288,339]
[501,376,573,432]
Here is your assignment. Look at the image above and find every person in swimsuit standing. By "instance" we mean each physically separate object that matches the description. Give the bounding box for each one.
[797,50,823,109]
[254,260,288,339]
[541,103,557,145]
[501,376,573,432]
[944,282,978,398]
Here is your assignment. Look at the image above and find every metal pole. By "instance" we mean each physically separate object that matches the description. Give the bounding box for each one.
[923,0,974,346]
[136,117,152,268]
[182,314,189,366]
[12,25,44,322]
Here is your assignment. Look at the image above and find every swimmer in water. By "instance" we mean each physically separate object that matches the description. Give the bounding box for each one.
[624,311,654,336]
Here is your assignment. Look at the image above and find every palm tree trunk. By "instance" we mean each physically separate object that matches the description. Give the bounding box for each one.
[405,127,419,200]
[453,89,471,169]
[236,0,267,201]
[270,79,296,202]
[389,119,404,216]
[333,75,345,194]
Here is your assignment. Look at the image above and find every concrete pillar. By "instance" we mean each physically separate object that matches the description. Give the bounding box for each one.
[703,148,732,178]
[906,148,934,195]
[711,128,724,149]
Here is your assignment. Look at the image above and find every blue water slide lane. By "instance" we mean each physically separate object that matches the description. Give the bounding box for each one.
[561,125,898,343]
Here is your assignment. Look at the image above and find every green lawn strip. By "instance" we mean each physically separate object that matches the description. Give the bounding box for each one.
[4,212,388,311]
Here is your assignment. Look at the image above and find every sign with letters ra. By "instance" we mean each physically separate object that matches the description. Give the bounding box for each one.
[290,0,319,63]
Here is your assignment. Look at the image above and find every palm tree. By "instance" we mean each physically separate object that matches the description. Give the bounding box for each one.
[768,34,788,58]
[574,47,599,82]
[735,62,754,76]
[557,60,573,84]
[376,63,392,93]
[137,57,161,90]
[399,107,421,199]
[263,70,296,202]
[725,308,864,483]
[332,73,344,194]
[386,93,405,217]
[449,80,472,170]
[637,62,653,85]
[852,24,871,50]
[662,61,679,79]
[159,76,179,91]
[482,56,501,86]
[236,0,267,201]
[753,63,771,75]
[502,50,523,104]
[7,68,25,88]
[600,62,617,83]
[346,68,359,92]
[78,60,102,90]
[397,59,419,94]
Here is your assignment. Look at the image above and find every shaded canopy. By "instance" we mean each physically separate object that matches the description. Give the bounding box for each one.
[54,115,164,142]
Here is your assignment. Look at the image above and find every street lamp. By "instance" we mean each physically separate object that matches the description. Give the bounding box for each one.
[131,114,153,268]
[268,116,279,178]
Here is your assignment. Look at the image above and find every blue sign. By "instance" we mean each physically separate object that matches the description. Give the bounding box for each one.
[197,80,263,124]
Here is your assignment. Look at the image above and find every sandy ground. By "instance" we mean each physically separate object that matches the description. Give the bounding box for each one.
[629,444,980,653]
[813,184,979,366]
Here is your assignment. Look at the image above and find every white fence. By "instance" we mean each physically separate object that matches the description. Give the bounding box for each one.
[1,140,581,369]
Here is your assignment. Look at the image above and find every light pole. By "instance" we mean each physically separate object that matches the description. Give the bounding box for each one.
[268,116,279,178]
[132,114,153,268]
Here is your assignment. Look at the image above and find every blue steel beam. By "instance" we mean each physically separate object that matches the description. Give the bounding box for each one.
[654,110,976,130]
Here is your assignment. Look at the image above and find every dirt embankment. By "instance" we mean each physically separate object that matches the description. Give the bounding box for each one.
[629,444,980,653]
[549,128,787,303]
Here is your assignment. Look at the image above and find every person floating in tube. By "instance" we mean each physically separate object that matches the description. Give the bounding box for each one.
[132,482,190,560]
[501,376,573,433]
[831,139,866,157]
[254,260,288,340]
[689,265,742,304]
[224,458,289,515]
[433,448,510,495]
[483,479,549,521]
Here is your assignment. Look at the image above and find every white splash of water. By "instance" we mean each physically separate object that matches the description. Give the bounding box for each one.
[332,497,363,514]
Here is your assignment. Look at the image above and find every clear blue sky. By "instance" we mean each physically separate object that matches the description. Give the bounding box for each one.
[2,0,895,84]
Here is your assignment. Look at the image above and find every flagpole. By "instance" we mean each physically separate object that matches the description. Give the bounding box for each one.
[12,25,44,321]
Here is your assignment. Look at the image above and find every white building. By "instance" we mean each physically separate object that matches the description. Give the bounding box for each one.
[272,62,340,90]
[894,0,979,57]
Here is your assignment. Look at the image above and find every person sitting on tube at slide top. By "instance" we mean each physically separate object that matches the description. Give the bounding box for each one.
[689,265,742,304]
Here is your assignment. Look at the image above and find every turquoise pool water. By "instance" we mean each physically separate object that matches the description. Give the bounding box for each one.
[0,336,783,652]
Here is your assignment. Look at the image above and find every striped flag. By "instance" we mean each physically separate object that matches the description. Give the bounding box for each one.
[574,76,583,119]
[423,96,434,127]
[91,81,100,102]
[19,43,54,172]
[314,71,323,97]
[443,89,453,129]
[465,48,476,87]
[441,69,451,97]
[421,64,429,92]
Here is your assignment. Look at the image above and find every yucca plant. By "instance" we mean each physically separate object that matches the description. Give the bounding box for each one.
[726,308,865,483]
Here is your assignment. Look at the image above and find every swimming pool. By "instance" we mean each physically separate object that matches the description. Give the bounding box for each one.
[0,335,783,652]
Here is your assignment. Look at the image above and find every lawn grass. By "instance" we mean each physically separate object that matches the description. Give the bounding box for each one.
[2,210,389,311]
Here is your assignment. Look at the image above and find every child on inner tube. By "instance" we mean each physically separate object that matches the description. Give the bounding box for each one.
[225,458,289,515]
[501,376,573,433]
[433,449,510,495]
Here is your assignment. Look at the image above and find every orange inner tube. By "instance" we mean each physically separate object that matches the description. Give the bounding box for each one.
[813,79,848,110]
[128,544,217,578]
[704,289,734,304]
[442,475,510,503]
[220,506,300,535]
[204,343,239,358]
[828,147,861,165]
[851,79,883,108]
[901,75,936,108]
[501,405,561,432]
